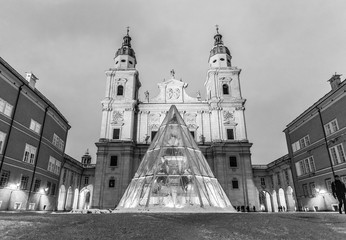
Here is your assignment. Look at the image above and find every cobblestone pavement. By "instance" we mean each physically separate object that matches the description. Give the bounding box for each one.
[1,211,346,240]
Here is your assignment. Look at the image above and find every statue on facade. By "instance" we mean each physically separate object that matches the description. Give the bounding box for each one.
[144,90,149,102]
[170,69,175,78]
[196,91,201,100]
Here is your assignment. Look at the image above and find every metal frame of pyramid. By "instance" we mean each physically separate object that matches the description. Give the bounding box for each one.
[115,105,236,212]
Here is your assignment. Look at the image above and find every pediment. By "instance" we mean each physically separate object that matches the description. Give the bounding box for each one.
[150,78,199,103]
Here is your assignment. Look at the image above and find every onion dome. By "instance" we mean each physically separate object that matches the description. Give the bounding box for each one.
[208,26,232,67]
[114,27,136,64]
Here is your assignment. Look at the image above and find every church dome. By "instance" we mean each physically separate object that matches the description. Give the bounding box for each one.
[114,29,137,63]
[208,26,232,67]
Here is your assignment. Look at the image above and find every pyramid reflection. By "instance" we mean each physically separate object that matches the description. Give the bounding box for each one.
[115,105,236,212]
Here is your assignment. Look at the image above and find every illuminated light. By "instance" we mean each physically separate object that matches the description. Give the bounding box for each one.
[39,188,45,194]
[8,184,18,190]
[319,189,327,194]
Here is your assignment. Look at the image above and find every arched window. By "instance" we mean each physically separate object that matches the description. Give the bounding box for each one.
[232,178,239,189]
[223,84,229,95]
[117,85,124,96]
[229,156,237,168]
[109,177,115,188]
[110,156,118,167]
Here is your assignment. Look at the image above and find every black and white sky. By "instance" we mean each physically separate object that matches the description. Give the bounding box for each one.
[1,0,346,164]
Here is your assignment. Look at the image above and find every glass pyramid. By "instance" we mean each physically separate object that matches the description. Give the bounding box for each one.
[115,105,236,212]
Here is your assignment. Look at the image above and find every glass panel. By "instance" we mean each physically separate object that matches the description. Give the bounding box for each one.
[116,105,235,212]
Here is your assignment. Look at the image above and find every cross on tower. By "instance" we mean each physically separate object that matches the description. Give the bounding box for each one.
[126,26,130,35]
[215,24,219,34]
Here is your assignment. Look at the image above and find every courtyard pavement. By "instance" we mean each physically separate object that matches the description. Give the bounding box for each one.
[1,211,346,240]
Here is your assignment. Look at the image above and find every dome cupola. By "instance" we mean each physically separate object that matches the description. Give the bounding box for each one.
[114,27,137,69]
[208,26,232,68]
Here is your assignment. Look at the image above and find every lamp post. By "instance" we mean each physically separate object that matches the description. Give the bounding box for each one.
[7,183,19,210]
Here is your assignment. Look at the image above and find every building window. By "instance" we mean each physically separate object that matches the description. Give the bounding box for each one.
[0,97,13,117]
[226,129,234,140]
[109,178,115,188]
[284,169,290,183]
[325,178,332,192]
[190,131,195,139]
[33,179,41,192]
[84,176,89,185]
[232,178,239,189]
[113,129,120,139]
[52,134,65,151]
[0,131,6,154]
[46,181,51,195]
[324,119,339,136]
[117,85,124,96]
[295,156,316,176]
[277,173,281,186]
[329,144,346,165]
[20,176,29,190]
[341,176,346,185]
[29,119,41,134]
[292,135,310,152]
[70,173,74,186]
[51,183,56,196]
[151,131,157,141]
[62,169,67,183]
[309,182,316,196]
[229,156,237,168]
[260,177,266,186]
[23,144,37,164]
[302,184,309,197]
[48,156,61,175]
[222,84,229,95]
[270,175,274,188]
[110,156,118,167]
[0,170,10,187]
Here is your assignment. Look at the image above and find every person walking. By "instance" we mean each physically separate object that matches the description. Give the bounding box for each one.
[332,175,346,214]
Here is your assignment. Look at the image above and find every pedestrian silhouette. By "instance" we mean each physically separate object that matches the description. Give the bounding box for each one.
[332,175,346,214]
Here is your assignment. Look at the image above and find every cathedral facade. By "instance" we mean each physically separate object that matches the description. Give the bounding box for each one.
[92,29,258,209]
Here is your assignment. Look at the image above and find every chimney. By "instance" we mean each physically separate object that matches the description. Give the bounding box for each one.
[25,72,39,89]
[328,74,342,91]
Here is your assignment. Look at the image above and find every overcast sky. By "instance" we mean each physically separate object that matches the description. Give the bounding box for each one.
[1,0,346,164]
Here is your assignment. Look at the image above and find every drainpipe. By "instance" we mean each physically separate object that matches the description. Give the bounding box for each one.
[0,83,24,173]
[26,106,49,210]
[317,107,336,178]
